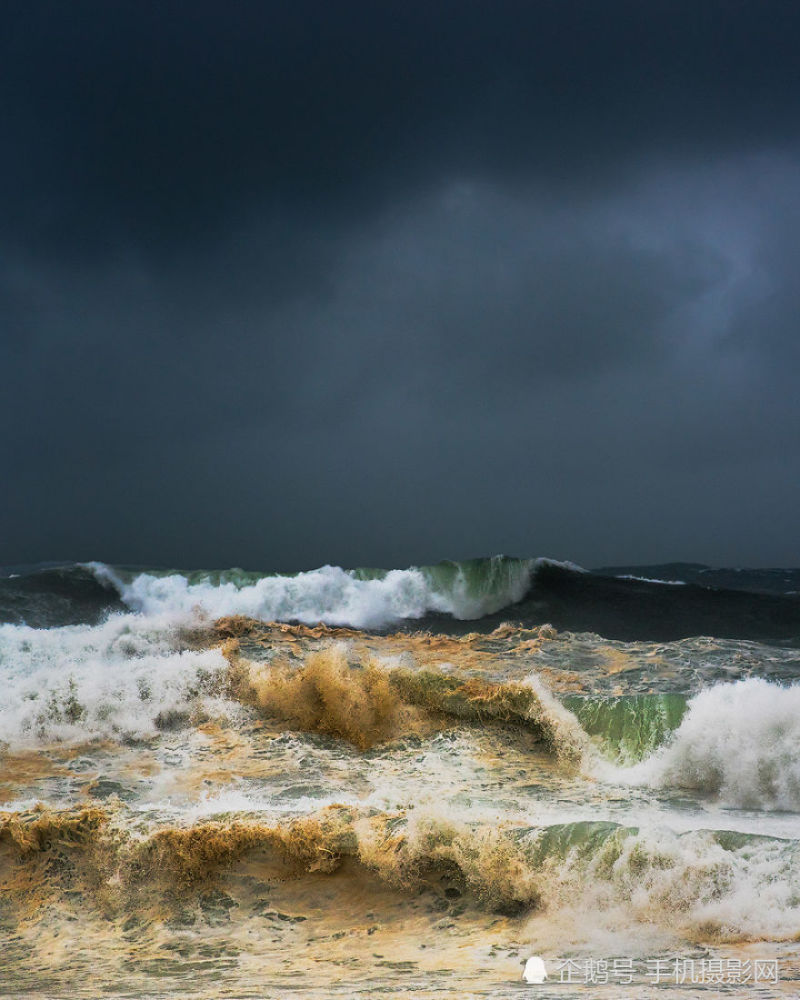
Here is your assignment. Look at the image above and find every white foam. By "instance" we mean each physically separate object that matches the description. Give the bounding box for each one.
[606,678,800,810]
[551,823,800,940]
[0,615,231,746]
[130,787,352,822]
[534,557,589,574]
[615,574,686,585]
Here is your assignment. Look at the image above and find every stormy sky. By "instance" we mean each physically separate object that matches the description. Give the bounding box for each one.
[2,0,799,570]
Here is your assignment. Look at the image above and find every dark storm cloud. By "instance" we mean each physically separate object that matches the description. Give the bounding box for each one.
[2,1,799,567]
[4,0,800,256]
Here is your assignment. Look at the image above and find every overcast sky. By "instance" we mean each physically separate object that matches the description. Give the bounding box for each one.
[2,0,799,570]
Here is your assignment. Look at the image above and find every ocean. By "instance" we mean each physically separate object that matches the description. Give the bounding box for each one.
[1,556,799,998]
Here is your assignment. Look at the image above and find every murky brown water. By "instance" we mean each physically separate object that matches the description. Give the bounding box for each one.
[2,620,799,998]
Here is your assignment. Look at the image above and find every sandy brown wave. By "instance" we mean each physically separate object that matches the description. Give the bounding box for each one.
[222,640,585,760]
[226,644,403,750]
[3,803,798,946]
[0,803,540,918]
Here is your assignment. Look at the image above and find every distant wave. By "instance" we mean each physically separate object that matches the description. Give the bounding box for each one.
[86,556,541,629]
[614,574,686,585]
[1,557,798,643]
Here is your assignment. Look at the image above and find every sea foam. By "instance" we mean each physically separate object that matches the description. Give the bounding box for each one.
[87,557,537,629]
[608,678,800,810]
[0,616,231,746]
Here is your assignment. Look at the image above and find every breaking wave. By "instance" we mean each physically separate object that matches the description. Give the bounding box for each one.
[225,642,587,760]
[4,557,798,643]
[0,616,231,746]
[608,679,800,810]
[88,556,538,629]
[2,803,798,941]
[525,819,800,941]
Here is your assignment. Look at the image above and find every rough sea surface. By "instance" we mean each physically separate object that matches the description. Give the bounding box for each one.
[1,557,799,998]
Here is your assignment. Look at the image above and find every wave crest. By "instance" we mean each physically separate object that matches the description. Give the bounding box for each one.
[225,642,587,760]
[610,679,800,810]
[88,556,535,629]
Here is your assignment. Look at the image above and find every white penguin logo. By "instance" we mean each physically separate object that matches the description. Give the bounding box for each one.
[522,956,548,983]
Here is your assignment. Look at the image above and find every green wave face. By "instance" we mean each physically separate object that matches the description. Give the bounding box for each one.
[518,820,798,873]
[563,694,688,762]
[353,555,534,612]
[522,820,628,865]
[417,555,531,594]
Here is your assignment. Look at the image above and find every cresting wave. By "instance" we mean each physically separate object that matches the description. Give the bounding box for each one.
[2,803,799,941]
[224,643,587,761]
[88,556,541,628]
[565,693,688,762]
[609,678,800,810]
